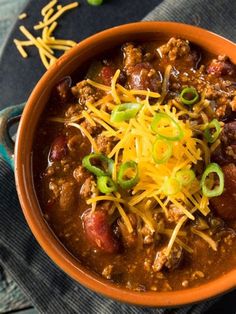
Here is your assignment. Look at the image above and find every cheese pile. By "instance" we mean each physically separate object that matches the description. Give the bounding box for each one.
[62,69,218,254]
[14,0,79,69]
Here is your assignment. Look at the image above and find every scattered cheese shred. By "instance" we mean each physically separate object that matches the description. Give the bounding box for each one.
[115,202,133,233]
[34,2,79,30]
[18,13,27,20]
[13,39,28,58]
[111,69,121,104]
[191,228,217,251]
[87,79,111,92]
[68,122,99,152]
[42,0,58,16]
[14,1,79,69]
[166,216,187,256]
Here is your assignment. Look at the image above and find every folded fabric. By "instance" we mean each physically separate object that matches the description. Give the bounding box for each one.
[144,0,236,42]
[1,0,236,313]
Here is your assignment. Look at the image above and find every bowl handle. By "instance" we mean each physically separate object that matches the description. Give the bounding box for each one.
[0,103,25,169]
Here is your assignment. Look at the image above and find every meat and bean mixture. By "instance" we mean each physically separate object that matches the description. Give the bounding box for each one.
[33,37,236,292]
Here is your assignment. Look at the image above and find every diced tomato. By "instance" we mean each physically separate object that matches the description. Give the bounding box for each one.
[100,66,116,85]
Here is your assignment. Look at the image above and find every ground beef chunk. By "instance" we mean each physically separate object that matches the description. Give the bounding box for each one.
[230,96,236,111]
[210,163,236,220]
[48,178,75,210]
[213,121,236,165]
[122,43,161,92]
[123,43,143,69]
[80,119,103,136]
[80,176,96,199]
[167,204,184,223]
[71,80,100,106]
[207,55,236,77]
[95,134,118,155]
[59,181,75,210]
[73,165,93,185]
[159,38,190,61]
[117,213,137,248]
[141,225,156,245]
[67,134,83,152]
[73,165,96,199]
[126,62,161,92]
[83,210,120,253]
[152,245,183,272]
[65,104,81,118]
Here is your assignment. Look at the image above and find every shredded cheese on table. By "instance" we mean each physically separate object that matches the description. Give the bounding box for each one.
[14,1,79,69]
[18,13,27,20]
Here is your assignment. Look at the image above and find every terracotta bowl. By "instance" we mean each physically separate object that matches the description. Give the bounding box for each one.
[3,22,236,307]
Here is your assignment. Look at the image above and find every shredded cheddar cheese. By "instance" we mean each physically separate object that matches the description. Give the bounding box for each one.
[14,1,79,69]
[191,228,217,251]
[50,64,217,257]
[34,2,79,30]
[18,13,27,20]
[79,70,214,254]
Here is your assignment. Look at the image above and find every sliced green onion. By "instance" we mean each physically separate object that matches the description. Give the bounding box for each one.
[152,138,173,164]
[111,103,142,122]
[163,177,182,196]
[204,119,221,143]
[82,153,114,177]
[97,176,117,194]
[117,160,139,190]
[180,87,199,106]
[176,169,195,186]
[151,112,184,141]
[87,0,103,5]
[200,163,224,197]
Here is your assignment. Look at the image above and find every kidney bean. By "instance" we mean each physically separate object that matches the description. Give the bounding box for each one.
[49,135,67,161]
[83,210,120,253]
[51,76,73,104]
[127,62,161,92]
[59,182,75,210]
[210,163,236,220]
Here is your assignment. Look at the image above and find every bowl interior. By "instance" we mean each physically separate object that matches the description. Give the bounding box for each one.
[15,22,236,307]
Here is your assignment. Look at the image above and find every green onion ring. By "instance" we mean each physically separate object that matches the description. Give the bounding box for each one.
[180,87,199,106]
[204,119,221,143]
[176,169,195,186]
[97,176,117,194]
[82,153,114,177]
[152,138,173,164]
[111,103,142,122]
[117,160,139,190]
[151,112,184,141]
[163,177,182,196]
[200,163,224,197]
[87,0,103,5]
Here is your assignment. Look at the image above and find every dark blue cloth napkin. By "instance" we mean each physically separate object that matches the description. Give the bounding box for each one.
[1,0,236,313]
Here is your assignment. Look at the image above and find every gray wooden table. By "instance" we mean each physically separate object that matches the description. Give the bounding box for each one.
[0,1,37,313]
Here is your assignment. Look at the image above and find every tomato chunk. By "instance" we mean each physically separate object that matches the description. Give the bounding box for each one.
[100,66,115,85]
